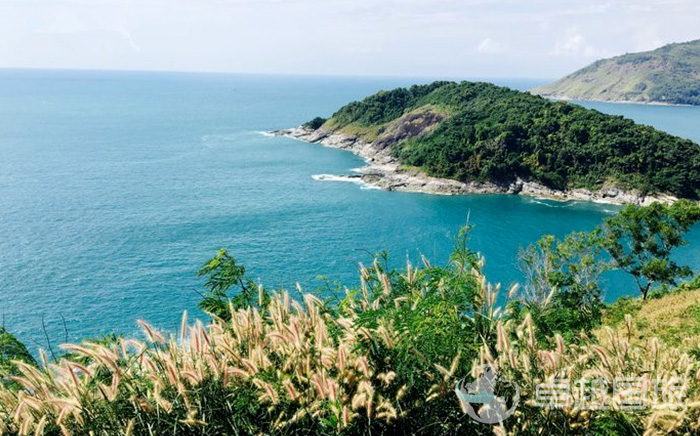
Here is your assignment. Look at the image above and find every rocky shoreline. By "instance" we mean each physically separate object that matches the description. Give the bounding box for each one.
[269,126,678,206]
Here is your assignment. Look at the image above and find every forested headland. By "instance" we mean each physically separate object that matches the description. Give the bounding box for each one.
[302,81,700,200]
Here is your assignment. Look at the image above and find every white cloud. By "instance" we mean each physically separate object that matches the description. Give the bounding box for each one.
[552,27,606,58]
[0,0,698,78]
[476,38,506,54]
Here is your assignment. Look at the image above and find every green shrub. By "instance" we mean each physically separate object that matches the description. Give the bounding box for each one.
[303,116,327,130]
[0,327,36,389]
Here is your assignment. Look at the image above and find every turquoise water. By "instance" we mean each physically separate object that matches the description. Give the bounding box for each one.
[1,70,699,350]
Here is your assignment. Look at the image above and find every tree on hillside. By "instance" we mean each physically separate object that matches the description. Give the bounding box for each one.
[601,200,700,300]
[197,248,268,320]
[515,230,609,342]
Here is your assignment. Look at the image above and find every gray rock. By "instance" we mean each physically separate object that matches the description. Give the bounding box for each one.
[269,127,679,206]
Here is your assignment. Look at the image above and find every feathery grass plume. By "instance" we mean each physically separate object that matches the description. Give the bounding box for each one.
[0,235,496,434]
[487,310,700,436]
[5,235,700,435]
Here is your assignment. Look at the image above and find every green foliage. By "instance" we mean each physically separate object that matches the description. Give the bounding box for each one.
[0,327,36,388]
[587,410,644,436]
[315,81,700,198]
[632,40,700,105]
[330,228,490,433]
[196,248,269,320]
[601,200,700,299]
[513,230,608,342]
[676,274,700,292]
[603,297,643,327]
[303,116,327,130]
[330,82,451,126]
[191,229,494,434]
[513,200,700,344]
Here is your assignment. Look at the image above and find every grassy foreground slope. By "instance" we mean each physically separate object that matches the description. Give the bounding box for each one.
[3,251,700,435]
[532,39,700,105]
[603,286,700,348]
[309,81,700,199]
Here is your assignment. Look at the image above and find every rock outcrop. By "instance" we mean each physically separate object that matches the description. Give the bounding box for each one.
[269,126,677,206]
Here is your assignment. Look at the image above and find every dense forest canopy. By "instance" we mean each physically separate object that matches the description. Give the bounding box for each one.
[313,81,700,198]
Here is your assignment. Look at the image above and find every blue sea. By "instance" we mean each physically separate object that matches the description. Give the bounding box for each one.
[1,70,699,350]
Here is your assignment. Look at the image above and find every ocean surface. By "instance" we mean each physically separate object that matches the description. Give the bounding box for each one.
[1,70,699,350]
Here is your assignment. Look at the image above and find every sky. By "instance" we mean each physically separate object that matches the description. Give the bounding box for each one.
[0,0,698,79]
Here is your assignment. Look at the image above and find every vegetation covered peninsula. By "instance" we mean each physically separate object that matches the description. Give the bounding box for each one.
[532,39,700,105]
[273,81,700,204]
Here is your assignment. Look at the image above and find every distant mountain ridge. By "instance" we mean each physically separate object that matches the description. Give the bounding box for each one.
[532,39,700,105]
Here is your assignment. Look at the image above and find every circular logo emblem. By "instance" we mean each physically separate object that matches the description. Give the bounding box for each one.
[455,364,520,424]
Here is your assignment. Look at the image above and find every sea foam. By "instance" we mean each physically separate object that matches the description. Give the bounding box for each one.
[311,174,380,190]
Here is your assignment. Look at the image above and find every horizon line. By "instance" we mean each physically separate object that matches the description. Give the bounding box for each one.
[0,66,553,82]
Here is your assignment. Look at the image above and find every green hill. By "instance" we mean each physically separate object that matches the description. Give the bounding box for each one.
[532,39,700,105]
[602,287,700,348]
[306,81,700,199]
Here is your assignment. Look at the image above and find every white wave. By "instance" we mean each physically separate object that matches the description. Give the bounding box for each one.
[311,174,381,190]
[312,174,361,183]
[529,198,574,208]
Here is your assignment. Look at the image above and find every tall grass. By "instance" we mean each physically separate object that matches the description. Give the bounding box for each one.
[0,234,493,435]
[2,236,700,435]
[491,314,700,435]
